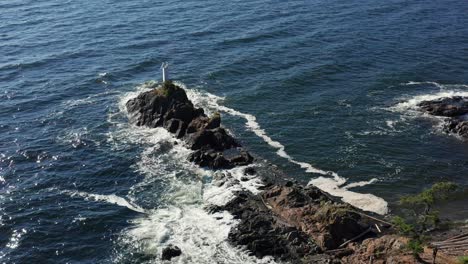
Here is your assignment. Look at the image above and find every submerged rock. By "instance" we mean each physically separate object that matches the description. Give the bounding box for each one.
[126,81,253,169]
[161,245,182,261]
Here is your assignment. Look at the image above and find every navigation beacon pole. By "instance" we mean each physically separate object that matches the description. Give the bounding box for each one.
[161,62,169,82]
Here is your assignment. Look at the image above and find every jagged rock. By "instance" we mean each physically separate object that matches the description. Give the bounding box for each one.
[224,191,321,262]
[223,148,254,167]
[164,118,187,138]
[341,235,419,264]
[161,244,182,261]
[206,112,221,129]
[417,96,468,139]
[219,184,386,263]
[244,167,256,175]
[418,96,468,117]
[443,119,468,138]
[262,185,368,250]
[126,81,253,168]
[186,127,239,151]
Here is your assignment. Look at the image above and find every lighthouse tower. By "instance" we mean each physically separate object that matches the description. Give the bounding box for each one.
[161,62,169,82]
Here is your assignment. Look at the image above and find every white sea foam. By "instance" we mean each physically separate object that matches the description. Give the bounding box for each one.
[203,165,264,206]
[63,190,146,213]
[391,90,468,114]
[105,81,275,263]
[388,81,468,138]
[183,84,387,215]
[309,176,388,215]
[120,206,275,264]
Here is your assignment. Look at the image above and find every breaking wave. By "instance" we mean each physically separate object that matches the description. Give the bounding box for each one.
[388,81,468,137]
[105,81,274,263]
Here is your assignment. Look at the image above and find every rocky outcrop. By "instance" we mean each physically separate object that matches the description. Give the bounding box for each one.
[341,235,418,264]
[418,96,468,117]
[418,96,468,139]
[161,245,182,261]
[443,119,468,138]
[126,81,253,169]
[128,81,430,263]
[208,174,392,263]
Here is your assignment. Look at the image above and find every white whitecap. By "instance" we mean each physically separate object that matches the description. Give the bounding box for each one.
[63,190,145,213]
[107,81,276,263]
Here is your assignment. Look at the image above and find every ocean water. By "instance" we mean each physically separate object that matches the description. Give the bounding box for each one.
[1,0,468,263]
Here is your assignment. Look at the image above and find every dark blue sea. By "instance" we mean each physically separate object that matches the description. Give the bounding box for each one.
[1,0,468,263]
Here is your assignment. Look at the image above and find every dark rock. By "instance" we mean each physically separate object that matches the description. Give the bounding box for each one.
[417,96,468,139]
[186,116,209,134]
[164,119,187,138]
[244,167,256,175]
[161,245,181,261]
[186,127,239,151]
[224,190,321,262]
[443,119,468,138]
[126,81,253,168]
[418,96,468,117]
[205,113,221,129]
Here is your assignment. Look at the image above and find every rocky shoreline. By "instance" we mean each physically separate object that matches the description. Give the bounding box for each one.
[126,81,459,263]
[418,96,468,139]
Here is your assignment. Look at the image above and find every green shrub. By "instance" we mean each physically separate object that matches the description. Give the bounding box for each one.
[392,216,415,236]
[155,80,178,97]
[399,182,457,231]
[406,239,423,256]
[458,256,468,264]
[393,182,459,259]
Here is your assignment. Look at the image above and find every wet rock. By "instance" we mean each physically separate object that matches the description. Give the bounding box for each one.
[417,96,468,139]
[161,245,181,261]
[205,112,221,129]
[418,96,468,117]
[443,119,468,138]
[224,191,321,262]
[244,167,256,175]
[164,119,187,138]
[126,81,253,169]
[186,127,239,151]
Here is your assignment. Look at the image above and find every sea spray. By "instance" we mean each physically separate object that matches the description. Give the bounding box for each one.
[106,81,276,263]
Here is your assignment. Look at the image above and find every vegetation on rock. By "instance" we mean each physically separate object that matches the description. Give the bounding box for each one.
[393,182,459,256]
[155,80,179,97]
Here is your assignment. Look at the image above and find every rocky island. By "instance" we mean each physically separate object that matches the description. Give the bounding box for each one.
[126,81,463,263]
[418,96,468,139]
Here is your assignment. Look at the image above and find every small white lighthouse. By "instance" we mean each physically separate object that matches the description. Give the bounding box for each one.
[161,62,169,82]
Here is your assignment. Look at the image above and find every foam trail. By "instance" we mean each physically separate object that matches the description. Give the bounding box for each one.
[343,178,378,189]
[183,84,388,215]
[309,177,388,215]
[63,190,145,213]
[183,85,335,176]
